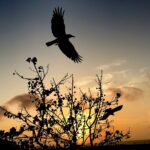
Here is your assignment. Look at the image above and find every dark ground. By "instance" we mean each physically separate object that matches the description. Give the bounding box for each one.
[0,139,150,150]
[82,144,150,150]
[0,139,20,149]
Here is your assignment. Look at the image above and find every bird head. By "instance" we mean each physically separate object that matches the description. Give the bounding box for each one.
[66,34,75,38]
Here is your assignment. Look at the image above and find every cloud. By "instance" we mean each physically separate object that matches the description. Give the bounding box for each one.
[121,86,143,101]
[5,94,35,108]
[76,67,150,103]
[97,60,127,71]
[0,107,5,119]
[76,76,94,87]
[0,94,35,118]
[125,69,150,92]
[107,86,143,101]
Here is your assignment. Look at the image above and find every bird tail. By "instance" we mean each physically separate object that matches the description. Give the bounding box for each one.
[46,39,58,47]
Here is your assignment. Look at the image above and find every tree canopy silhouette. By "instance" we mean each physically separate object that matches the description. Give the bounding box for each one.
[46,7,83,63]
[0,57,130,149]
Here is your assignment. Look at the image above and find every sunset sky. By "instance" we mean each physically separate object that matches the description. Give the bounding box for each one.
[0,0,150,140]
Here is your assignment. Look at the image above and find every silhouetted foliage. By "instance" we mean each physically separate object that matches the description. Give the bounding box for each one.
[0,57,130,149]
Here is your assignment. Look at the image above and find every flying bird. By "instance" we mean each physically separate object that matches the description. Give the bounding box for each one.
[46,7,83,63]
[101,105,123,120]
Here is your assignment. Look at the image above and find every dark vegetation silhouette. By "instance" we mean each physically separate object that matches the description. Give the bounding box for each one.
[0,57,130,149]
[46,7,83,63]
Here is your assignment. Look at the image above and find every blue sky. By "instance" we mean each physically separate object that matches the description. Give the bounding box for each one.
[0,0,150,140]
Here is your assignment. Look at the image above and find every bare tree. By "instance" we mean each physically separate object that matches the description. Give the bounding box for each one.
[0,57,130,149]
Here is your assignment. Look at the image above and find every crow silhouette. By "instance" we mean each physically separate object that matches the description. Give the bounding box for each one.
[101,105,123,120]
[46,7,83,63]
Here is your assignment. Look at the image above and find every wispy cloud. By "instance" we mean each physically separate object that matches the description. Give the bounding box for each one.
[97,60,127,71]
[104,67,150,101]
[107,86,143,101]
[76,76,94,87]
[78,67,150,102]
[0,94,35,119]
[0,107,5,119]
[5,94,35,108]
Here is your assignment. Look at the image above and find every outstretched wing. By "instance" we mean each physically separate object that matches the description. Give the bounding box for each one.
[58,39,83,63]
[51,7,66,37]
[112,105,123,112]
[101,112,110,120]
[101,105,123,120]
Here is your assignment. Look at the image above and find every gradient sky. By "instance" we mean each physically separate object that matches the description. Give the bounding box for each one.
[0,0,150,140]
